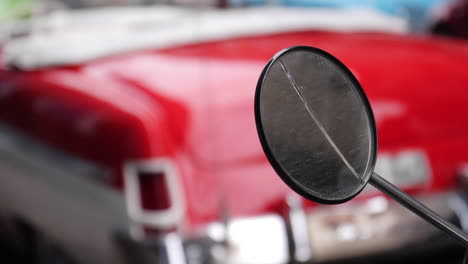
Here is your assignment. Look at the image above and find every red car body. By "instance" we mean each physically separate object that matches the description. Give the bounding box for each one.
[0,10,467,263]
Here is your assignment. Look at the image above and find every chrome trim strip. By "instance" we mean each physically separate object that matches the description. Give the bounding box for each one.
[287,195,312,262]
[164,233,187,264]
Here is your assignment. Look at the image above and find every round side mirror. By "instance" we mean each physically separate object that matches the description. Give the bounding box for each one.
[255,46,468,246]
[255,46,377,204]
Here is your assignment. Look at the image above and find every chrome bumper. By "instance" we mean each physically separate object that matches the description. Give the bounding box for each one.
[306,192,464,262]
[116,214,289,264]
[117,192,467,264]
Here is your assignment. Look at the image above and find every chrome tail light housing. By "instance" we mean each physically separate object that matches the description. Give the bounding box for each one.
[123,158,185,239]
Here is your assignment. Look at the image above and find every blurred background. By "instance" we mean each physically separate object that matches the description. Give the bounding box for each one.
[1,0,468,264]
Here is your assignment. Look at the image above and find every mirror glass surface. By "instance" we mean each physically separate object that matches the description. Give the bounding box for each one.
[256,46,377,203]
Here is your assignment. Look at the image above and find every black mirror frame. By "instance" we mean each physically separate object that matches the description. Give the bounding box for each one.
[254,46,379,204]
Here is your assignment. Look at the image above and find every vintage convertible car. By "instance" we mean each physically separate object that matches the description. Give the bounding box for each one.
[0,5,467,264]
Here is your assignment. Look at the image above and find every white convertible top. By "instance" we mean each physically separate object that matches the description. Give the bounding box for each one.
[3,6,408,70]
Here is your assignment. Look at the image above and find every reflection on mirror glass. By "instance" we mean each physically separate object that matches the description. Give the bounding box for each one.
[257,47,376,203]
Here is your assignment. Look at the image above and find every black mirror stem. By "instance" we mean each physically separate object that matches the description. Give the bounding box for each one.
[371,172,468,247]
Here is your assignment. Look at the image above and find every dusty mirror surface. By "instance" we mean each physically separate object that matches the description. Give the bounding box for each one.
[255,46,377,204]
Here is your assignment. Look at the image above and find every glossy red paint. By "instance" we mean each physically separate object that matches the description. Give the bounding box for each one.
[1,31,468,228]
